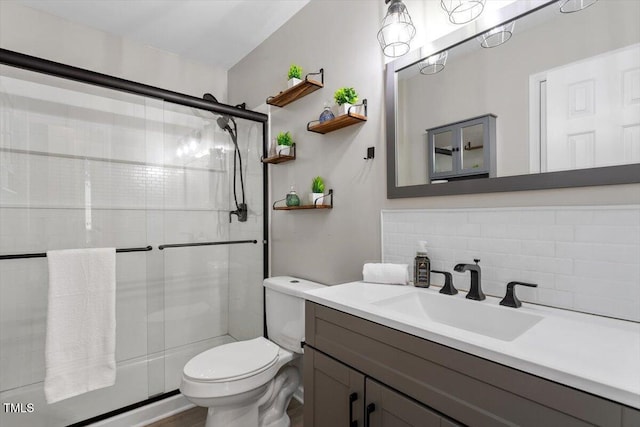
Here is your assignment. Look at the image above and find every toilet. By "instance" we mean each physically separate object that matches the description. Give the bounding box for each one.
[180,276,324,427]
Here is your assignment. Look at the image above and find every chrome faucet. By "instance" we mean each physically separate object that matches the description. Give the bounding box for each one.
[454,259,485,301]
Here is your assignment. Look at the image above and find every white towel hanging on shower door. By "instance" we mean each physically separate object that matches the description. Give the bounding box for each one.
[44,248,116,404]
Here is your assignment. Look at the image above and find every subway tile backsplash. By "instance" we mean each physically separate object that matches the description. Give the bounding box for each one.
[382,206,640,322]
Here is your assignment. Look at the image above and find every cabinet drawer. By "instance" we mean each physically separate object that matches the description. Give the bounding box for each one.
[306,301,625,427]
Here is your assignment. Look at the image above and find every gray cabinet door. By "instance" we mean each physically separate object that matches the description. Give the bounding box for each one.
[304,346,365,427]
[427,114,495,181]
[365,378,461,427]
[622,407,640,427]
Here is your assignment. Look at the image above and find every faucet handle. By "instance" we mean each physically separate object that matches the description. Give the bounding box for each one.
[474,258,480,265]
[431,270,458,295]
[500,281,538,308]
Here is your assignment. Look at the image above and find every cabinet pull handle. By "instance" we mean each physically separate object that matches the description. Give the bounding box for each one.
[349,392,358,427]
[365,403,376,427]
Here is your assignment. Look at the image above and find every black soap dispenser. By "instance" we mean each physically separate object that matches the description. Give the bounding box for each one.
[414,241,431,288]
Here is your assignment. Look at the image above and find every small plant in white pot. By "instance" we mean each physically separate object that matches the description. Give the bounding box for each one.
[276,131,293,156]
[310,176,325,205]
[334,87,358,116]
[288,64,303,88]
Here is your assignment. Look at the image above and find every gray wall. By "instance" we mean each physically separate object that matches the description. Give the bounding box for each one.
[229,0,640,286]
[0,1,228,100]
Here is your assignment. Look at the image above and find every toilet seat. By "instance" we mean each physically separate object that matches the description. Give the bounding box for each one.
[180,337,295,400]
[184,337,280,383]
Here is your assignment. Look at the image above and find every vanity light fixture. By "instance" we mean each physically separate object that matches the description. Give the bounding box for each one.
[440,0,486,25]
[418,51,448,75]
[477,21,515,48]
[559,0,599,13]
[377,0,416,58]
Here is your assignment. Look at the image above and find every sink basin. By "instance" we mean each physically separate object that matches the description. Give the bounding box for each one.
[372,292,543,341]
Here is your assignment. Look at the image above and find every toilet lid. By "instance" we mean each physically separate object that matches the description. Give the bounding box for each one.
[184,337,280,382]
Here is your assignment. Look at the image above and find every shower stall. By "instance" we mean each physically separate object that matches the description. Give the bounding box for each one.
[0,50,267,426]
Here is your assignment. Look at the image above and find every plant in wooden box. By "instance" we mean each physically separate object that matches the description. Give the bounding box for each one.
[334,87,358,116]
[309,176,326,205]
[276,131,293,156]
[288,64,303,88]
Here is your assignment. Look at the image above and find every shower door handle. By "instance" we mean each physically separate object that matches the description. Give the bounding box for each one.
[349,392,358,427]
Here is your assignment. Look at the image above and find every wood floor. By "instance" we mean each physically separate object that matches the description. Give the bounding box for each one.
[146,399,303,427]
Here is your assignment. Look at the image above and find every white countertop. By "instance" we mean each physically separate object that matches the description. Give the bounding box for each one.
[304,281,640,409]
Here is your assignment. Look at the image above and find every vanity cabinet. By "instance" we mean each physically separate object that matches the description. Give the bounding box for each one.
[304,301,640,427]
[427,114,495,182]
[304,346,460,427]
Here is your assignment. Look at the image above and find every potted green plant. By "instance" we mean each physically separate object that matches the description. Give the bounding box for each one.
[276,131,294,156]
[333,87,359,116]
[309,176,326,205]
[288,64,303,88]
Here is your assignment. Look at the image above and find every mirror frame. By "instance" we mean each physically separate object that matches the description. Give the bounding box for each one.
[385,0,640,198]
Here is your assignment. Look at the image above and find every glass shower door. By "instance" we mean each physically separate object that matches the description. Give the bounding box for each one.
[0,66,154,426]
[0,65,266,426]
[157,103,265,393]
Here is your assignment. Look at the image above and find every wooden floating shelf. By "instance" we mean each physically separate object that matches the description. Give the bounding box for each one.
[273,204,332,210]
[266,69,324,108]
[262,154,295,164]
[273,189,333,211]
[307,99,367,134]
[262,143,296,164]
[307,113,367,134]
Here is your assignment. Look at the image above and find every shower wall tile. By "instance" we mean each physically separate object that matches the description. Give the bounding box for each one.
[1,77,155,164]
[0,208,147,254]
[0,253,148,390]
[228,243,264,341]
[162,247,229,350]
[227,122,264,342]
[0,258,48,390]
[113,254,150,362]
[180,167,230,211]
[382,206,640,322]
[0,151,230,211]
[163,210,228,243]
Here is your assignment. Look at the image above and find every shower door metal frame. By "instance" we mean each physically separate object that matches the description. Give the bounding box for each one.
[0,49,267,122]
[0,47,270,427]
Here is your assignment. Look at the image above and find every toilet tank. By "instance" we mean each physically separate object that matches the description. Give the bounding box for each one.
[264,276,325,354]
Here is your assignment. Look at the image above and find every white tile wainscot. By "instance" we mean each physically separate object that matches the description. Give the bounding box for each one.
[381,206,640,322]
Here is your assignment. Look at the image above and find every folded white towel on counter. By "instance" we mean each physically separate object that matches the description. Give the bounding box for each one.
[45,248,116,404]
[362,263,409,285]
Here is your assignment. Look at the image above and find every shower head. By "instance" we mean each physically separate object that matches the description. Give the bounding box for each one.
[216,115,231,132]
[202,93,238,135]
[203,93,218,103]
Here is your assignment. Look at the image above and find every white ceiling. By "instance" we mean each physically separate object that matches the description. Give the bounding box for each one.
[16,0,310,69]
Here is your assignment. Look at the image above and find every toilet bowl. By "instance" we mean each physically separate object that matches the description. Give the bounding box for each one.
[180,276,324,427]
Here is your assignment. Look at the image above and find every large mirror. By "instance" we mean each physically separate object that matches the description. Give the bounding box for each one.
[386,0,640,198]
